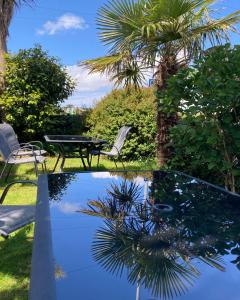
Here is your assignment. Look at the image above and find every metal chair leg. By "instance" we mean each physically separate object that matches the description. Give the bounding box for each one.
[113,159,118,169]
[119,156,125,170]
[97,154,100,168]
[52,154,61,173]
[34,161,39,177]
[5,164,13,182]
[89,153,93,166]
[59,157,65,173]
[0,162,8,180]
[43,161,47,173]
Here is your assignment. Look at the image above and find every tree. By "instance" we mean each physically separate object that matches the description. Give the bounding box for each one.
[82,0,240,166]
[0,1,34,92]
[161,44,240,191]
[0,46,75,140]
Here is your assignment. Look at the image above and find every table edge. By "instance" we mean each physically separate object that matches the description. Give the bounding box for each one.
[29,174,56,300]
[44,135,107,144]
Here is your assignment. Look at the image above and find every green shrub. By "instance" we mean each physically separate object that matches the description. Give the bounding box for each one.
[161,44,240,191]
[87,88,156,160]
[45,111,91,136]
[0,46,75,141]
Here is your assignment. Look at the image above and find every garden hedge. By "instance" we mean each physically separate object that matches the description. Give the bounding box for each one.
[87,88,157,160]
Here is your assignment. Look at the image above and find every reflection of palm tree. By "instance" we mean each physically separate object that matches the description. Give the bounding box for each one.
[93,220,200,299]
[80,178,225,299]
[80,180,142,219]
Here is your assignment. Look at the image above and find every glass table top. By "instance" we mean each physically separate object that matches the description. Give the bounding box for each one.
[44,135,106,143]
[34,171,240,300]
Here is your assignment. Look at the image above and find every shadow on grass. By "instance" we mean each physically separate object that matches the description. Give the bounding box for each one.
[0,162,20,185]
[0,285,29,300]
[0,225,33,300]
[63,159,156,173]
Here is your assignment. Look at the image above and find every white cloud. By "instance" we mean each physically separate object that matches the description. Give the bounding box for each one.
[91,172,118,180]
[66,65,113,93]
[37,13,88,35]
[65,65,114,108]
[58,202,82,214]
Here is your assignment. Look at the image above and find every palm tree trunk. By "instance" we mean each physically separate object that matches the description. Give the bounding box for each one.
[155,55,180,166]
[0,0,15,92]
[0,32,7,92]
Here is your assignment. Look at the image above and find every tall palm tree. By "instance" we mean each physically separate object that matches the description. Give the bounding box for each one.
[0,0,34,91]
[82,0,240,166]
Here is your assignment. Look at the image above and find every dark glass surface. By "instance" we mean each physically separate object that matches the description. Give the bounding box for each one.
[45,135,105,143]
[48,171,240,300]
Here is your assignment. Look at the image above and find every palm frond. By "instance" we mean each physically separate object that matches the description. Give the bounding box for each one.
[82,0,240,90]
[97,0,144,51]
[81,52,146,88]
[191,10,240,36]
[192,0,217,9]
[80,54,124,74]
[79,180,143,218]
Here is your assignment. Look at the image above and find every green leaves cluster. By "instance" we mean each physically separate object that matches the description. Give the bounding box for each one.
[87,87,156,160]
[161,44,240,190]
[0,46,75,140]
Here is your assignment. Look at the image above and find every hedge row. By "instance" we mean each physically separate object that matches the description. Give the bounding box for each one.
[87,88,157,160]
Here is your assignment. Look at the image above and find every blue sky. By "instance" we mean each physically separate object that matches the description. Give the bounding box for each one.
[8,0,240,107]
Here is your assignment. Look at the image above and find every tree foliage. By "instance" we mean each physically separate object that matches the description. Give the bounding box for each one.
[0,0,35,92]
[161,44,240,191]
[82,0,240,165]
[83,0,240,87]
[87,88,156,160]
[0,46,75,140]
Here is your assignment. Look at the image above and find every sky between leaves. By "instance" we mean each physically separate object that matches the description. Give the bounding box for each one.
[8,0,240,108]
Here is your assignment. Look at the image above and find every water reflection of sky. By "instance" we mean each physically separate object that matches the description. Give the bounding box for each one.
[48,171,240,300]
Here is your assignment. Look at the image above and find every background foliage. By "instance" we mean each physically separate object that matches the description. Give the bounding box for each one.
[0,46,75,141]
[161,44,240,191]
[87,88,156,160]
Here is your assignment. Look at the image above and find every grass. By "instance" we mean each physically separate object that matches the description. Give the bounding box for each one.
[0,156,156,300]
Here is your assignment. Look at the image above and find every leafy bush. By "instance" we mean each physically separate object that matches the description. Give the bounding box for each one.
[0,46,75,141]
[87,88,156,159]
[161,44,240,191]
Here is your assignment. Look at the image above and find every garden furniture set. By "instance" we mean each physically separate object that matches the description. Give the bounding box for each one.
[0,123,131,237]
[1,123,240,300]
[44,126,131,172]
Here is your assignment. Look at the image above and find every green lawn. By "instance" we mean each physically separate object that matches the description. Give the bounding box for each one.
[0,156,156,300]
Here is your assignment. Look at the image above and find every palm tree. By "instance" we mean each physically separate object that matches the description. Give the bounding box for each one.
[82,0,240,166]
[0,0,34,91]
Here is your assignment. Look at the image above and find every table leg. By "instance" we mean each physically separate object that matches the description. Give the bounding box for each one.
[86,147,92,170]
[79,147,87,170]
[59,157,65,173]
[52,154,61,173]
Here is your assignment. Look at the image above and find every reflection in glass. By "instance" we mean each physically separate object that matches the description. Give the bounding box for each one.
[79,175,240,299]
[49,173,77,202]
